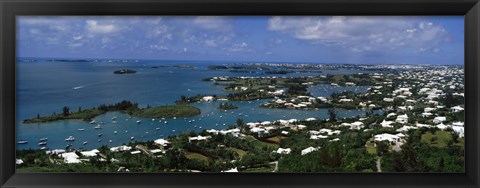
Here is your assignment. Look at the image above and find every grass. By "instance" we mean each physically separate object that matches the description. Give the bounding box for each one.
[185,152,210,164]
[365,143,377,155]
[245,136,279,150]
[265,136,284,144]
[133,105,201,118]
[421,130,463,148]
[227,147,247,159]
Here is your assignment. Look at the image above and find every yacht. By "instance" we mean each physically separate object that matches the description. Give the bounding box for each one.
[98,133,103,137]
[17,140,28,144]
[130,136,135,140]
[40,146,49,150]
[94,124,102,129]
[89,120,96,124]
[39,138,48,141]
[77,128,85,131]
[83,141,88,145]
[65,136,75,141]
[136,120,141,124]
[38,142,47,146]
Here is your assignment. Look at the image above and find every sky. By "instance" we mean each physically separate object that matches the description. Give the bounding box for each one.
[17,16,464,64]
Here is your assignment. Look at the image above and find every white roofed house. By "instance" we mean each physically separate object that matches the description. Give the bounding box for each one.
[395,114,409,124]
[301,147,318,155]
[60,152,82,164]
[451,106,464,113]
[433,116,447,124]
[275,148,291,154]
[374,133,403,145]
[154,138,170,147]
[188,135,211,142]
[350,121,365,130]
[202,96,215,102]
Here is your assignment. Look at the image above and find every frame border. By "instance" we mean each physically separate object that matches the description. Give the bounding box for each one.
[1,0,479,188]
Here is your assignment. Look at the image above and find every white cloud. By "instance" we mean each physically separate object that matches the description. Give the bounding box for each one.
[268,16,451,53]
[225,42,251,52]
[86,20,117,34]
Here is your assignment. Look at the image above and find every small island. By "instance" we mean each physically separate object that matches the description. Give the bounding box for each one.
[113,69,137,74]
[208,65,228,70]
[23,100,201,124]
[217,103,238,110]
[174,65,195,69]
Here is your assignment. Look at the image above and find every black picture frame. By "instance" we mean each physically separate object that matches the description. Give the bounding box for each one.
[1,0,479,187]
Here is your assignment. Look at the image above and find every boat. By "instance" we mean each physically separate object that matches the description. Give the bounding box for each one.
[164,121,168,124]
[114,131,118,134]
[98,133,103,137]
[17,140,28,144]
[89,120,96,124]
[77,128,85,131]
[136,120,141,124]
[130,136,135,140]
[112,117,117,120]
[40,146,49,150]
[156,128,160,131]
[65,136,75,141]
[112,121,117,124]
[83,141,88,145]
[109,140,112,143]
[94,124,102,129]
[98,139,102,142]
[38,142,47,146]
[39,138,48,141]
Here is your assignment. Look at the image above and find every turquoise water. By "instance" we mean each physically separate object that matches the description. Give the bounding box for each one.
[16,60,380,150]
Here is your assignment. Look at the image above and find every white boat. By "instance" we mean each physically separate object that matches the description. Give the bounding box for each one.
[112,117,117,120]
[78,128,85,131]
[94,125,102,129]
[40,146,49,150]
[130,136,135,140]
[38,142,47,146]
[17,140,28,144]
[98,133,103,137]
[112,121,117,124]
[164,121,168,124]
[114,131,118,134]
[89,120,96,124]
[136,120,141,124]
[83,141,88,145]
[39,138,48,141]
[156,128,160,131]
[109,140,112,143]
[98,139,102,142]
[65,136,75,141]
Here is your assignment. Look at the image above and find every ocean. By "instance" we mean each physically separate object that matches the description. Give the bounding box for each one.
[16,59,380,150]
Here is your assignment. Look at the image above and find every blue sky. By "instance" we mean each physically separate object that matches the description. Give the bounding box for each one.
[17,16,464,64]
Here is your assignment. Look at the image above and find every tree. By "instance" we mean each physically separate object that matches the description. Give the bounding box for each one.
[328,109,337,122]
[62,106,70,116]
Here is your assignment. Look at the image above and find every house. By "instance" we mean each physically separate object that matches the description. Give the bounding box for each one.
[451,106,464,113]
[202,96,214,102]
[154,139,170,147]
[281,131,289,135]
[452,126,465,138]
[374,133,402,144]
[188,135,211,142]
[383,98,394,102]
[60,152,82,164]
[130,151,141,155]
[452,122,464,127]
[275,148,291,154]
[433,116,447,124]
[422,112,433,118]
[222,167,239,172]
[380,120,394,128]
[110,145,132,152]
[351,121,365,130]
[81,149,100,157]
[395,114,409,124]
[301,147,318,155]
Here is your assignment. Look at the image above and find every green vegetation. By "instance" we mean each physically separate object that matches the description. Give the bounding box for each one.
[217,103,238,110]
[132,105,201,118]
[24,100,200,123]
